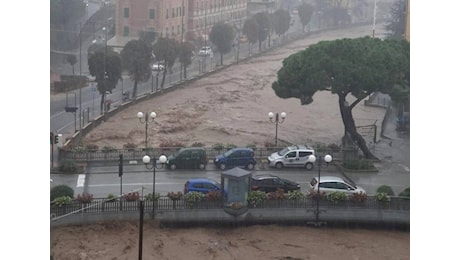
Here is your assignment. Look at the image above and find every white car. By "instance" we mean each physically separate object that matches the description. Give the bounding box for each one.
[198,46,212,56]
[152,63,165,71]
[267,145,315,170]
[308,176,367,196]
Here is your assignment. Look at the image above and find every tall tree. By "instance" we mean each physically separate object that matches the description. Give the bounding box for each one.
[254,12,271,52]
[243,17,258,56]
[178,41,195,79]
[209,22,235,65]
[152,37,178,89]
[66,54,77,75]
[120,40,153,98]
[271,9,291,39]
[272,37,409,159]
[298,3,315,32]
[385,0,407,40]
[88,48,122,114]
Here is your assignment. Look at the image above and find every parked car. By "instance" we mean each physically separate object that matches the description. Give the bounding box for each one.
[308,176,367,196]
[214,147,256,170]
[250,174,300,193]
[198,46,212,56]
[267,144,315,170]
[152,63,165,71]
[165,147,207,170]
[184,178,221,194]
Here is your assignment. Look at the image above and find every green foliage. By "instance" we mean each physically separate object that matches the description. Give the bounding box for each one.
[267,188,286,200]
[191,142,205,147]
[51,185,74,201]
[120,39,153,97]
[246,143,257,149]
[212,143,225,151]
[106,193,117,202]
[385,0,407,40]
[327,191,347,203]
[123,143,137,150]
[152,37,179,88]
[76,192,94,203]
[376,185,395,196]
[254,12,270,50]
[167,191,183,200]
[178,41,195,68]
[248,190,267,207]
[399,187,410,198]
[298,3,315,31]
[226,143,237,149]
[145,192,160,201]
[376,192,391,203]
[271,9,290,36]
[210,22,235,65]
[307,191,327,200]
[102,146,116,153]
[342,160,375,170]
[243,17,259,44]
[185,191,205,207]
[86,144,99,150]
[160,140,185,148]
[59,159,78,174]
[53,196,72,207]
[88,48,122,95]
[287,190,305,200]
[71,146,86,153]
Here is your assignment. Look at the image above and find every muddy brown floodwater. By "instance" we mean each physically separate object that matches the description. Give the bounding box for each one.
[52,24,409,259]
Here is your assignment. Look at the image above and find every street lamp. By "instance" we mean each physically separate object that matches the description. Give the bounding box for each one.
[142,154,167,211]
[308,154,332,225]
[137,111,156,148]
[268,112,286,147]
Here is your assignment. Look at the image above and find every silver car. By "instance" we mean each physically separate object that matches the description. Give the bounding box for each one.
[308,176,367,195]
[267,145,315,170]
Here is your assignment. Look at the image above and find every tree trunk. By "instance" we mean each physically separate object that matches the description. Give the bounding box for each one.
[220,53,223,65]
[338,94,377,159]
[100,92,105,115]
[184,66,187,79]
[132,79,138,98]
[161,69,167,89]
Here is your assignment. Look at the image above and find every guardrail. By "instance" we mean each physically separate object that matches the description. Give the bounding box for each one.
[51,196,410,227]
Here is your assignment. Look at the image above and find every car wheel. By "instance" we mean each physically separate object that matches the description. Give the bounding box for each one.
[199,163,206,170]
[275,162,283,169]
[220,164,226,170]
[247,163,255,170]
[305,163,314,170]
[170,164,177,170]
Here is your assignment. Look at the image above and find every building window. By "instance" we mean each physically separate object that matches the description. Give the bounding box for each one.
[124,7,129,18]
[172,8,175,18]
[166,27,169,37]
[166,8,168,19]
[123,26,129,36]
[149,9,155,19]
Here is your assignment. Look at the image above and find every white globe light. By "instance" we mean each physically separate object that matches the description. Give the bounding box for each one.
[268,112,274,118]
[324,154,332,163]
[159,155,167,163]
[137,112,144,119]
[308,155,316,163]
[150,112,157,119]
[280,112,286,119]
[142,155,151,164]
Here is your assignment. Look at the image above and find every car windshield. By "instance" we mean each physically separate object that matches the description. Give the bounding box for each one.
[223,150,233,157]
[278,148,290,156]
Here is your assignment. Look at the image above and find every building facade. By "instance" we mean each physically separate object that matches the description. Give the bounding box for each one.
[114,0,248,49]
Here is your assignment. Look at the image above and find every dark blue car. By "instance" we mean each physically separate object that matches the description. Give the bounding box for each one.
[214,147,256,170]
[184,178,221,194]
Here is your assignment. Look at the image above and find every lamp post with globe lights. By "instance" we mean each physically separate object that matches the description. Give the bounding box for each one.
[308,154,332,225]
[142,154,167,213]
[137,112,157,148]
[268,112,286,147]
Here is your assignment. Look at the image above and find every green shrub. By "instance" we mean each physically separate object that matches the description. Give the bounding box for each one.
[226,143,237,149]
[106,193,117,202]
[167,191,183,200]
[287,190,305,200]
[86,144,99,150]
[376,185,395,196]
[212,143,225,151]
[342,159,375,170]
[184,191,205,207]
[71,146,86,153]
[53,196,72,207]
[102,146,116,152]
[123,143,137,150]
[246,143,257,149]
[59,159,78,174]
[327,191,347,203]
[248,190,267,207]
[51,185,74,201]
[376,192,391,203]
[307,191,327,200]
[145,192,160,201]
[399,187,410,198]
[191,142,205,147]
